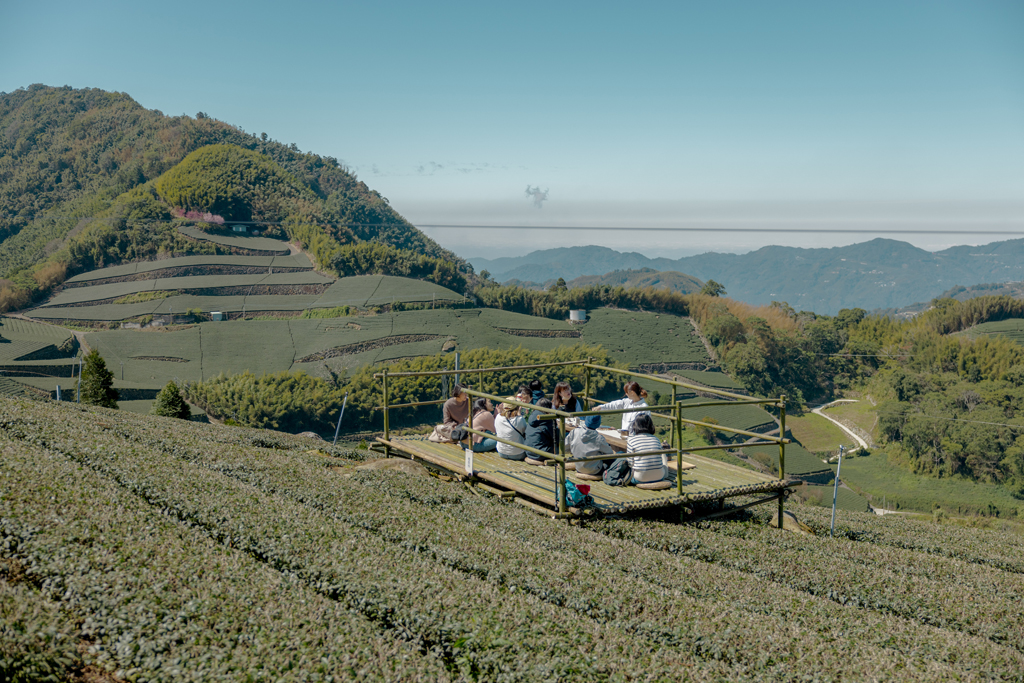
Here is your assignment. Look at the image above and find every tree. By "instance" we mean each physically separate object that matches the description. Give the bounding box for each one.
[700,280,726,297]
[480,269,491,281]
[80,350,119,408]
[549,277,568,292]
[151,381,191,420]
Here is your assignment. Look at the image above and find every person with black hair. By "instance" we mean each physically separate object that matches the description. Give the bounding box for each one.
[442,384,470,426]
[626,413,666,483]
[552,381,581,413]
[594,381,649,434]
[468,397,498,452]
[524,398,556,465]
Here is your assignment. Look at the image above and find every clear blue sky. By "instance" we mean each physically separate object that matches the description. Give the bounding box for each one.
[2,0,1023,257]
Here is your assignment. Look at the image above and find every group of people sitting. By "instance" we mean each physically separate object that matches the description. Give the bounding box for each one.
[440,378,668,485]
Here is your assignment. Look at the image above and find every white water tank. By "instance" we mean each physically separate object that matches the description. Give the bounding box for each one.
[569,309,587,322]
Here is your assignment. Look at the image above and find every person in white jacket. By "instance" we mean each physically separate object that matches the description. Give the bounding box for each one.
[565,415,614,475]
[593,381,650,434]
[494,398,528,460]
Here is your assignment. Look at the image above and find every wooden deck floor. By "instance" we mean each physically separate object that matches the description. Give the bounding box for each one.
[377,435,795,515]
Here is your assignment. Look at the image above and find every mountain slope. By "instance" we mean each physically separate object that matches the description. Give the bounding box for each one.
[0,84,457,280]
[472,239,1024,314]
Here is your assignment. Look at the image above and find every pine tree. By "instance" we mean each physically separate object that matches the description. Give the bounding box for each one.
[80,350,119,408]
[151,380,191,420]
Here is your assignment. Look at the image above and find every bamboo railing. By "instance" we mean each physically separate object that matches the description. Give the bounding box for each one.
[374,358,789,526]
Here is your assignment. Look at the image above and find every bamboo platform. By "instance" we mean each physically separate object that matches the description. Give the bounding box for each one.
[377,435,797,516]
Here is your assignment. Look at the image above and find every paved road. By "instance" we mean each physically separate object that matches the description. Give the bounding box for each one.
[811,399,869,451]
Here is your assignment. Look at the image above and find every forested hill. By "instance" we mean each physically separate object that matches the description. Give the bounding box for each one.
[0,85,464,301]
[472,240,1024,314]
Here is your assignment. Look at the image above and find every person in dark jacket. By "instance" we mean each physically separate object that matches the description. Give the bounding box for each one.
[523,379,546,422]
[524,398,555,465]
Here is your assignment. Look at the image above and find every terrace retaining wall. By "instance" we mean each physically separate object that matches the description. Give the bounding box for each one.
[64,265,310,288]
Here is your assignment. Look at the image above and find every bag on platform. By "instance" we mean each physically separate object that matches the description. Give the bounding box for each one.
[602,457,633,487]
[428,423,454,443]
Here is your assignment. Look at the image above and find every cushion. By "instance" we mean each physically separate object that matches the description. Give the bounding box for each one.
[574,472,602,481]
[636,480,673,490]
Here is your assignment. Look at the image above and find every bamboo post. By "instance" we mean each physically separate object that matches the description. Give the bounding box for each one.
[558,416,567,515]
[382,368,390,458]
[584,358,592,408]
[777,395,786,528]
[675,400,683,497]
[670,384,677,448]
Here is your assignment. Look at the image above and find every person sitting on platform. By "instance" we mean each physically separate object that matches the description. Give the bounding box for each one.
[552,381,581,413]
[626,413,667,484]
[593,380,649,434]
[524,398,556,465]
[468,397,498,452]
[494,397,527,460]
[528,379,545,404]
[516,385,531,404]
[565,414,614,476]
[442,384,470,426]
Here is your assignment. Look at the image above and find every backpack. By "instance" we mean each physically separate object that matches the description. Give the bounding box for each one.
[560,480,593,508]
[602,457,632,487]
[449,425,469,443]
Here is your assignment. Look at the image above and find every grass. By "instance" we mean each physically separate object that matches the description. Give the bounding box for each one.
[112,289,179,305]
[838,450,1024,517]
[823,399,878,441]
[787,411,851,453]
[677,396,776,431]
[177,225,291,253]
[743,442,831,477]
[796,483,872,512]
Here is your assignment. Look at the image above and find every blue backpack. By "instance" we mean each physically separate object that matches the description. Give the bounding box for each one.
[560,480,593,508]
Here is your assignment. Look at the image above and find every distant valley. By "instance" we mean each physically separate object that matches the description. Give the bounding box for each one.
[472,240,1024,314]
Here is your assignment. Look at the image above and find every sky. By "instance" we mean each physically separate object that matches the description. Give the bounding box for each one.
[2,0,1023,259]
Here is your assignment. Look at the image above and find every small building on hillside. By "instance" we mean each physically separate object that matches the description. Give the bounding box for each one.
[231,225,247,233]
[211,311,224,321]
[569,309,588,323]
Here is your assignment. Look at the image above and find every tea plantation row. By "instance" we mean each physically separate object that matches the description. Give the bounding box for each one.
[2,397,1024,681]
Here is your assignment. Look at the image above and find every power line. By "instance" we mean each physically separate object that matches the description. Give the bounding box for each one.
[5,214,1024,236]
[876,409,1024,432]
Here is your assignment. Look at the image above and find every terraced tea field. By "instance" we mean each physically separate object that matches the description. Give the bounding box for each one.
[176,225,292,253]
[577,308,708,366]
[64,253,313,285]
[2,396,1023,681]
[965,318,1024,346]
[30,275,465,321]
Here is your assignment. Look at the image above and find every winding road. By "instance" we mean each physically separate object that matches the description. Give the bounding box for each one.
[811,399,869,451]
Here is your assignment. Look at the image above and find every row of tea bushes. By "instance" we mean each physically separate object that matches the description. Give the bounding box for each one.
[589,513,1024,652]
[4,396,1024,679]
[0,577,79,682]
[0,404,752,680]
[18,400,1024,680]
[0,435,452,681]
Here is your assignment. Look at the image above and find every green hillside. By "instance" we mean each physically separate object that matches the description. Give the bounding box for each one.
[0,85,466,312]
[568,267,703,294]
[2,396,1024,680]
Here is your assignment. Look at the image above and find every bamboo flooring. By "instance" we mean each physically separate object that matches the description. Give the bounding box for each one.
[377,435,795,515]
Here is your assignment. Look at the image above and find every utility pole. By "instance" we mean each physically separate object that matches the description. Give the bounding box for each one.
[332,392,349,447]
[830,445,845,537]
[76,357,82,403]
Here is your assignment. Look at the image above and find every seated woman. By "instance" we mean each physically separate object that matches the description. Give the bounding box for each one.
[625,414,667,484]
[494,398,528,460]
[593,381,649,434]
[552,381,581,413]
[565,414,613,475]
[524,398,556,465]
[442,384,470,426]
[468,397,498,452]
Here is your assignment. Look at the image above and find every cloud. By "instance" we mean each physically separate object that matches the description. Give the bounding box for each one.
[525,185,549,208]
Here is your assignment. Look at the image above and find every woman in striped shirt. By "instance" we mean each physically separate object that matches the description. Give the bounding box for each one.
[626,413,667,484]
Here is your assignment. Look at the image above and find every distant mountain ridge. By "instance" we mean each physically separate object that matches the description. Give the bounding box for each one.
[471,240,1024,314]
